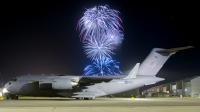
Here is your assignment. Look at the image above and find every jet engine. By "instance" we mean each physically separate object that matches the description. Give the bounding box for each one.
[39,78,79,90]
[52,78,78,90]
[39,78,53,90]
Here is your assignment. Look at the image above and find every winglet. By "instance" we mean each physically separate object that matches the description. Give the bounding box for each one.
[155,46,194,53]
[124,63,140,79]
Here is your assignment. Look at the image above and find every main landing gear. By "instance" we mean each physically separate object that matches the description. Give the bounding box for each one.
[76,97,93,100]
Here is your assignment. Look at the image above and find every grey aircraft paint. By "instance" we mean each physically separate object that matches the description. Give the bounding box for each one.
[3,46,193,99]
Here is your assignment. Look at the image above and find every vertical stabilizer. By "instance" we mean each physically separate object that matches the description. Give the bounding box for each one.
[137,46,193,76]
[124,63,140,79]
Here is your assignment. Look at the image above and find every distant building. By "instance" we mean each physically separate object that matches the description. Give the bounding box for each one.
[143,76,200,98]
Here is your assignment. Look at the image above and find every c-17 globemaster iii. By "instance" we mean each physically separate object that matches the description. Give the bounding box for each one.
[2,46,193,100]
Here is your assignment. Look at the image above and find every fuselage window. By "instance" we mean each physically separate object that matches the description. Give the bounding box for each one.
[9,82,11,85]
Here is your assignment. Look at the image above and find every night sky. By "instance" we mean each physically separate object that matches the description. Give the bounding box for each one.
[0,0,199,88]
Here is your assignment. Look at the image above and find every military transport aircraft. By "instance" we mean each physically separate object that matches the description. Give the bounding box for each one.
[2,46,193,100]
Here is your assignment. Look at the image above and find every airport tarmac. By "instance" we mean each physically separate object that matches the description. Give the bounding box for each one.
[0,97,200,112]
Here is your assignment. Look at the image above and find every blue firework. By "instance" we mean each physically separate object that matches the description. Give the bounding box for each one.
[83,57,122,76]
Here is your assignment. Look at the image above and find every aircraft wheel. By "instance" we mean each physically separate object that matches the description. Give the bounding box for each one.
[84,98,88,100]
[84,98,92,100]
[14,96,18,100]
[5,94,9,100]
[76,98,83,100]
[5,94,18,100]
[4,94,12,100]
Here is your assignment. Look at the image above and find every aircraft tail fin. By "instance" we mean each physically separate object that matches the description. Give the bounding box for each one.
[137,46,193,76]
[124,63,140,79]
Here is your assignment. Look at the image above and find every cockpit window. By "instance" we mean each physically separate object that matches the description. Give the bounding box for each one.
[11,78,17,82]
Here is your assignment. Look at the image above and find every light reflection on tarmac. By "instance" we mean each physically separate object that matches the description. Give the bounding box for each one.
[0,97,200,112]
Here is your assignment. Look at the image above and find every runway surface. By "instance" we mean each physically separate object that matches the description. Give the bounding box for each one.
[0,97,200,112]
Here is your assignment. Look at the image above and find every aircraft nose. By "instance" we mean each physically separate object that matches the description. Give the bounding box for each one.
[3,88,9,94]
[4,82,9,88]
[3,82,11,94]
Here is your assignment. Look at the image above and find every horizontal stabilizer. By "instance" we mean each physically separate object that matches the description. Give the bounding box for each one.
[124,63,140,79]
[144,77,165,85]
[155,46,194,53]
[145,82,156,85]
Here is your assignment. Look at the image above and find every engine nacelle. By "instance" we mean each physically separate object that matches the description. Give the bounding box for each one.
[39,78,53,90]
[39,77,79,90]
[52,78,78,90]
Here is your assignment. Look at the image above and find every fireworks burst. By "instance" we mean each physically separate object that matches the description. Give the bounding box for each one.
[77,5,124,76]
[83,58,122,76]
[77,5,122,42]
[83,36,115,60]
[104,29,124,45]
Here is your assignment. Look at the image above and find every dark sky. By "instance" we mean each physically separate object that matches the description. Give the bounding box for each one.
[0,0,199,87]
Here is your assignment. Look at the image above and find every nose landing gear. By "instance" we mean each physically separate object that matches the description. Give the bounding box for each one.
[4,93,18,100]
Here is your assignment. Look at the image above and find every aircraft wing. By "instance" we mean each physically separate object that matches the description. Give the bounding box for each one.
[78,75,126,84]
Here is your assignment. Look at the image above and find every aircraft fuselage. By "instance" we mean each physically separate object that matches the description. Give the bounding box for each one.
[4,75,164,98]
